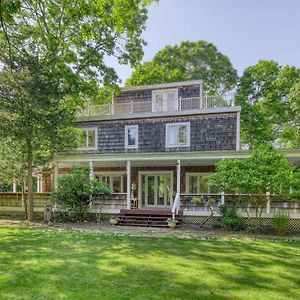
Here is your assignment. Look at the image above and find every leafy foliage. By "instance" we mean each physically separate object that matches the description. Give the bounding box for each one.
[126,40,238,94]
[236,60,300,148]
[0,0,151,220]
[272,211,290,235]
[52,168,112,222]
[206,145,299,218]
[126,61,187,86]
[219,205,246,231]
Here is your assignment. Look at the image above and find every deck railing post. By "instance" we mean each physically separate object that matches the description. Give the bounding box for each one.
[12,178,17,193]
[266,192,271,214]
[221,191,225,205]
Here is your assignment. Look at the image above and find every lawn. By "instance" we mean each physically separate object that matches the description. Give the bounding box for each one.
[0,227,299,300]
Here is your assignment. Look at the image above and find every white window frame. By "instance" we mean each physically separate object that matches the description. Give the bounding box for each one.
[94,171,125,193]
[125,125,139,149]
[78,128,97,150]
[165,122,190,148]
[185,172,213,194]
[152,88,178,112]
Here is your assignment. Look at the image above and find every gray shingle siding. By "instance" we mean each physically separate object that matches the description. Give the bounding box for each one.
[114,84,200,104]
[77,112,237,154]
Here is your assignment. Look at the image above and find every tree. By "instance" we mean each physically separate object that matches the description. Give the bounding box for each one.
[206,145,298,219]
[0,0,151,221]
[236,60,300,148]
[126,40,238,94]
[126,61,187,86]
[52,168,112,222]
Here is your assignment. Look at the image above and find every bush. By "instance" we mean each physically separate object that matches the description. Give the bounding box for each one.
[273,211,290,234]
[52,168,112,222]
[219,205,246,231]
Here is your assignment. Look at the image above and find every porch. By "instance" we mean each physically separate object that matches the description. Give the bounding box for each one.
[53,150,300,219]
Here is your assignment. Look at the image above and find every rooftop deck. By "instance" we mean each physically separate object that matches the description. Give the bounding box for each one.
[77,95,235,118]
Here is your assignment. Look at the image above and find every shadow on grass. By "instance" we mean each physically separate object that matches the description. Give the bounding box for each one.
[0,227,299,300]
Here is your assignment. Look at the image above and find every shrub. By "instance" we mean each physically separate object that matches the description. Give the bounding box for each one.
[219,205,246,231]
[273,211,290,234]
[52,168,112,222]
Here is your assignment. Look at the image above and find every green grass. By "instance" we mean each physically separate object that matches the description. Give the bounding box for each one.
[0,227,299,300]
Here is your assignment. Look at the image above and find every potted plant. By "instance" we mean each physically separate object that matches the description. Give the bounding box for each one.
[109,217,118,225]
[167,218,177,229]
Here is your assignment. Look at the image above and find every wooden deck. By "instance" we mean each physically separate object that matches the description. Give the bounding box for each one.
[115,209,183,227]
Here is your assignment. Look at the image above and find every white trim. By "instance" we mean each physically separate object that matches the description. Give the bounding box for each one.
[126,160,131,209]
[94,171,125,193]
[125,125,139,149]
[138,171,174,208]
[77,127,98,150]
[121,80,203,92]
[236,111,241,151]
[176,160,181,210]
[152,88,178,112]
[77,106,241,122]
[166,122,190,148]
[54,149,300,165]
[185,172,213,193]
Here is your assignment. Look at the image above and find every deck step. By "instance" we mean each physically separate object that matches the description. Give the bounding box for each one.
[114,209,182,228]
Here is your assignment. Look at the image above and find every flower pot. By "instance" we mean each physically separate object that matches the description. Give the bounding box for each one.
[109,217,118,225]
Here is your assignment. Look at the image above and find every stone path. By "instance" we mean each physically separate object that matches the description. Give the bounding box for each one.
[1,219,299,241]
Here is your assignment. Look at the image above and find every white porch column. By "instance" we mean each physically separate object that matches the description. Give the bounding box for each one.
[89,161,94,181]
[37,177,40,193]
[126,160,131,209]
[176,159,181,210]
[12,179,17,193]
[54,162,59,191]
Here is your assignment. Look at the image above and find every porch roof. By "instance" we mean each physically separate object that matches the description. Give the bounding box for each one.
[54,149,300,168]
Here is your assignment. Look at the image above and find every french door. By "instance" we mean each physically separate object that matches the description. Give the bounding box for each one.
[139,172,173,208]
[152,89,178,112]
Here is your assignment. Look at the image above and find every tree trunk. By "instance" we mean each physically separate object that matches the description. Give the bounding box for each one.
[21,176,28,220]
[26,139,34,221]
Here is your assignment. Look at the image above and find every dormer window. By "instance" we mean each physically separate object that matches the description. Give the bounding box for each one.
[125,125,138,149]
[152,89,178,112]
[78,128,97,150]
[166,122,190,147]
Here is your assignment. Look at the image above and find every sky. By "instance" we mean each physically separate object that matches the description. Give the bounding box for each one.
[112,0,300,86]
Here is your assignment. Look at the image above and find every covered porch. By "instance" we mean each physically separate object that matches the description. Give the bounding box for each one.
[53,150,300,218]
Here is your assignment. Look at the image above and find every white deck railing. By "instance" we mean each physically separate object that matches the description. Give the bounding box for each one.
[172,192,180,220]
[78,95,235,118]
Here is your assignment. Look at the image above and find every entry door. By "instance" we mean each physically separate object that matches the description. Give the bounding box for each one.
[144,174,172,207]
[152,89,178,112]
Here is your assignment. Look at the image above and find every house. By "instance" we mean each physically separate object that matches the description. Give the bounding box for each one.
[50,80,300,225]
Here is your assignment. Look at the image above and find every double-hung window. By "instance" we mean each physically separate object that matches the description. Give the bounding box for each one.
[166,122,190,147]
[125,125,138,149]
[78,128,97,150]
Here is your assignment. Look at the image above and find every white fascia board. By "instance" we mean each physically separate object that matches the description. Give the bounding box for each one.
[54,150,252,163]
[77,106,242,123]
[54,149,300,164]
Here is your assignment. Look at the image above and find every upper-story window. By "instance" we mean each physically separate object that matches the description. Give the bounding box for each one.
[166,122,190,147]
[125,125,138,149]
[152,89,178,112]
[78,128,97,150]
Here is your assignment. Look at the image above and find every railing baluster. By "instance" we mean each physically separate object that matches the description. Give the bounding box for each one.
[77,94,235,117]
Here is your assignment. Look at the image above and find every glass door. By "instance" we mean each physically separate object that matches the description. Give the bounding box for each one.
[143,174,172,208]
